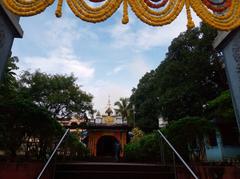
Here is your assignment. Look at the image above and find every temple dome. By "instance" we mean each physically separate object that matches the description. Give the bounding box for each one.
[105,107,113,116]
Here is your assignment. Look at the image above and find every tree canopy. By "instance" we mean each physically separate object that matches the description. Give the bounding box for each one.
[0,97,62,159]
[0,56,19,100]
[0,58,91,160]
[130,23,227,131]
[206,90,235,122]
[164,116,213,161]
[114,97,133,124]
[18,71,93,118]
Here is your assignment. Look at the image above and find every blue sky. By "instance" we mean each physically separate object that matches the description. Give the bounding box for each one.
[12,2,200,113]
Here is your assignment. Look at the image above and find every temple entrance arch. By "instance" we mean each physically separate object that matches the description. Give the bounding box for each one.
[96,135,118,157]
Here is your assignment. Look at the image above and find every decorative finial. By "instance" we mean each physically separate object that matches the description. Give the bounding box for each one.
[108,95,111,108]
[105,95,113,116]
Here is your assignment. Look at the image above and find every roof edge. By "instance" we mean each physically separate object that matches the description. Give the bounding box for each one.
[0,3,23,38]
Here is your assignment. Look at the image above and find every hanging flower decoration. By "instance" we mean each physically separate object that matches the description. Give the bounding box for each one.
[2,0,240,31]
[191,0,240,30]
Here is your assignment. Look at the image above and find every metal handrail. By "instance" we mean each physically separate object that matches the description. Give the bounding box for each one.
[157,129,198,179]
[37,128,70,179]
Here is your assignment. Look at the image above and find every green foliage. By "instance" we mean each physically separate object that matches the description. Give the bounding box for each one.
[125,132,161,162]
[206,90,235,121]
[125,118,213,162]
[130,71,160,131]
[130,127,144,143]
[0,58,91,161]
[0,57,19,100]
[58,133,90,161]
[114,97,133,124]
[165,116,213,161]
[0,97,63,160]
[18,70,93,118]
[130,23,227,131]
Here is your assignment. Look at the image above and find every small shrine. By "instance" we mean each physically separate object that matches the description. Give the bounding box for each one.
[86,98,129,157]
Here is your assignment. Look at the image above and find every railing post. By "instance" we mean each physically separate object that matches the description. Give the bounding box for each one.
[160,137,165,164]
[37,129,70,179]
[172,152,177,179]
[157,130,198,179]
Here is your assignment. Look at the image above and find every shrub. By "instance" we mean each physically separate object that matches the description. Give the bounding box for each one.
[57,133,90,161]
[125,132,162,162]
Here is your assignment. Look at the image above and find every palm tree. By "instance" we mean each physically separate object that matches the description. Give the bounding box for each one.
[114,98,131,121]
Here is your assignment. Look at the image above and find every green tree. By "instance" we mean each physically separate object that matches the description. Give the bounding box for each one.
[125,132,161,162]
[165,117,213,161]
[0,56,19,100]
[155,24,226,120]
[0,97,63,160]
[18,71,93,118]
[114,97,132,122]
[130,23,227,129]
[130,71,160,131]
[206,90,235,121]
[130,127,144,143]
[0,58,90,161]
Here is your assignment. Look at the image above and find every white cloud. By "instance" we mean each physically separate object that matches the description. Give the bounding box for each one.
[84,80,131,114]
[106,65,125,76]
[43,17,99,49]
[17,17,95,82]
[108,11,201,51]
[128,57,150,78]
[19,48,95,82]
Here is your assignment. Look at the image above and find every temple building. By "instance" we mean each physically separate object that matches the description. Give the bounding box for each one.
[59,99,130,158]
[86,99,130,158]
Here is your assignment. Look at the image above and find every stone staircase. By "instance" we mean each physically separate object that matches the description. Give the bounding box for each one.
[54,162,175,179]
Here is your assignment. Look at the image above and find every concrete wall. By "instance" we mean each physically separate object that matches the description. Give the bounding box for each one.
[177,165,240,179]
[222,31,240,131]
[0,162,54,179]
[222,146,240,160]
[205,146,222,161]
[205,131,240,161]
[0,3,23,79]
[0,8,15,78]
[214,29,240,132]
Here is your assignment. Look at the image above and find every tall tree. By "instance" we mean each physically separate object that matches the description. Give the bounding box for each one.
[0,58,91,161]
[0,98,62,160]
[155,24,226,120]
[114,97,131,122]
[165,117,213,161]
[130,71,160,131]
[18,71,93,118]
[0,56,19,100]
[130,23,227,129]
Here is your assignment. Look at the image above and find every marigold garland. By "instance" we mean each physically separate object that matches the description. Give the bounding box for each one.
[2,0,240,31]
[122,0,129,24]
[190,0,240,30]
[186,0,195,29]
[55,0,63,17]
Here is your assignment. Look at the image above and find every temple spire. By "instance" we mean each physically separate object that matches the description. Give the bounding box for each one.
[105,95,113,116]
[108,95,111,108]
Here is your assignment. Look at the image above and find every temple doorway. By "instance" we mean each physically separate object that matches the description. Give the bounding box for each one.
[96,136,118,157]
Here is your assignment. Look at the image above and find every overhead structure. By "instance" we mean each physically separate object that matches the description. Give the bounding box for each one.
[0,2,23,79]
[2,0,240,31]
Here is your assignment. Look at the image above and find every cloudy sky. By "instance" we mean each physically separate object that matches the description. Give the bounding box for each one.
[12,2,200,113]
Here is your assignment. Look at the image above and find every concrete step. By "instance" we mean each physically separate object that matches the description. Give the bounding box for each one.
[54,162,175,179]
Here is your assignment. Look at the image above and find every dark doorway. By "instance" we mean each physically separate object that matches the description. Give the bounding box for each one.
[97,136,118,156]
